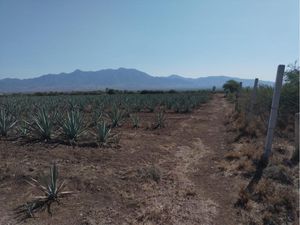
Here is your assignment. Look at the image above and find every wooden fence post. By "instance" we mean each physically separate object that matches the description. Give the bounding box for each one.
[247,78,259,121]
[245,65,285,193]
[262,65,285,162]
[235,82,243,111]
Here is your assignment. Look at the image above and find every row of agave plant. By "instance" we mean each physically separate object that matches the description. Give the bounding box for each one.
[0,91,210,146]
[0,106,166,146]
[0,91,210,116]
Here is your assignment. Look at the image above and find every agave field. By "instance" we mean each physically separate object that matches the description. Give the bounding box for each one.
[0,83,298,225]
[0,91,210,146]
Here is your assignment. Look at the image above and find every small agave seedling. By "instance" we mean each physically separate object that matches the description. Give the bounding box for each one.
[15,164,72,219]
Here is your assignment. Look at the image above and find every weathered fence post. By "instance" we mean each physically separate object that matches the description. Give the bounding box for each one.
[248,78,259,119]
[235,82,243,111]
[262,65,285,163]
[245,65,285,193]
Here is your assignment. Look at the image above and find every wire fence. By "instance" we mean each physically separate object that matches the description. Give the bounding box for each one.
[236,81,299,139]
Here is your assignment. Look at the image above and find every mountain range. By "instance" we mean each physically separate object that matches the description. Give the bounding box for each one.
[0,68,273,93]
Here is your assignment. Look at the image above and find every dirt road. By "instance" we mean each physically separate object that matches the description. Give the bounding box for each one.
[0,94,241,224]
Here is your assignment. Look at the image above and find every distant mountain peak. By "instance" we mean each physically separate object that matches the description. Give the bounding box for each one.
[72,69,82,73]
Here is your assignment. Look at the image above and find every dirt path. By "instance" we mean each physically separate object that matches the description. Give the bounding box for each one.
[0,94,241,225]
[138,93,241,225]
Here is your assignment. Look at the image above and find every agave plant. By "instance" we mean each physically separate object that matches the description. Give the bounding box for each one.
[52,109,63,127]
[32,108,53,141]
[61,110,86,144]
[16,164,71,218]
[92,108,103,125]
[107,105,125,128]
[130,114,140,128]
[0,108,17,136]
[146,100,156,112]
[96,121,111,145]
[154,111,166,129]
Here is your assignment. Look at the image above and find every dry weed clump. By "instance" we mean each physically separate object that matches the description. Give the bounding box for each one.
[237,160,256,178]
[137,164,161,183]
[262,185,297,224]
[227,110,267,143]
[235,187,251,209]
[225,150,241,161]
[233,158,298,224]
[263,165,293,185]
[236,177,298,225]
[252,178,275,202]
[223,144,260,177]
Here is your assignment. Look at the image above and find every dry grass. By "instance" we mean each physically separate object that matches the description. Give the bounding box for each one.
[224,109,299,225]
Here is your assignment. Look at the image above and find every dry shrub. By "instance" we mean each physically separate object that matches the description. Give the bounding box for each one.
[265,186,297,224]
[253,178,275,202]
[229,111,266,142]
[225,150,241,161]
[235,187,250,209]
[137,164,161,183]
[268,187,297,213]
[243,147,261,161]
[238,159,256,178]
[264,165,293,185]
[242,178,298,225]
[225,143,258,160]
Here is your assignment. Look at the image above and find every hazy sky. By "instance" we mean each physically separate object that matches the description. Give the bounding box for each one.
[0,0,298,80]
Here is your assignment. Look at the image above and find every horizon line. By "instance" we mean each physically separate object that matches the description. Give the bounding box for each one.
[0,67,273,82]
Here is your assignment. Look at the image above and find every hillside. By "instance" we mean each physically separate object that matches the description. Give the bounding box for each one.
[0,68,273,93]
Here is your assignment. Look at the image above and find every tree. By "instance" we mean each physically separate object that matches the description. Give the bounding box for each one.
[212,86,216,93]
[284,61,299,86]
[279,61,299,118]
[222,80,240,93]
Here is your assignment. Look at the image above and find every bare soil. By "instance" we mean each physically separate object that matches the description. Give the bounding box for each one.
[0,94,243,225]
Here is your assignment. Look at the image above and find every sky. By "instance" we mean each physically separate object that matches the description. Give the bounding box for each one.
[0,0,298,81]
